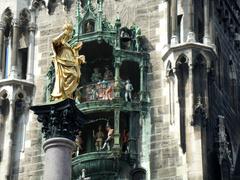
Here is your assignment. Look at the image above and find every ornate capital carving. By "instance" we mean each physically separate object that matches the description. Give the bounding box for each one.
[216,115,233,166]
[191,96,207,126]
[28,22,37,31]
[30,99,85,141]
[31,0,46,10]
[12,18,20,28]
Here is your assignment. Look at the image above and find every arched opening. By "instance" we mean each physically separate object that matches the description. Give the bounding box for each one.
[18,8,30,79]
[176,55,189,153]
[120,61,140,101]
[78,40,114,102]
[193,54,207,104]
[1,7,13,79]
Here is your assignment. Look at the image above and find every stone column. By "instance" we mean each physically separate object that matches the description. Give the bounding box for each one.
[10,19,19,79]
[186,64,204,179]
[1,99,15,180]
[30,99,85,180]
[0,22,5,79]
[43,138,75,180]
[114,58,121,98]
[187,0,195,42]
[171,0,178,45]
[113,109,120,150]
[203,0,210,45]
[26,22,37,82]
[140,59,148,102]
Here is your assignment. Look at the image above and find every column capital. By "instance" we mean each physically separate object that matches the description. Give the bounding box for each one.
[30,99,85,141]
[28,22,37,31]
[12,18,20,28]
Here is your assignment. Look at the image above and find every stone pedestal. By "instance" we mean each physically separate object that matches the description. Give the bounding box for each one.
[43,138,75,180]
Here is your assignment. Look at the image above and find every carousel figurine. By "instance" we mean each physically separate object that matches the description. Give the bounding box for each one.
[93,125,105,151]
[103,67,113,80]
[91,67,102,83]
[125,80,133,102]
[101,123,114,151]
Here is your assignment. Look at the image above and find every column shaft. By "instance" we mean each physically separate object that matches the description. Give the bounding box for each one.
[186,65,204,179]
[203,0,210,44]
[113,109,120,146]
[2,100,14,179]
[26,23,36,82]
[43,138,75,180]
[114,59,121,98]
[140,62,147,102]
[171,0,178,44]
[187,0,195,41]
[10,19,19,78]
[0,22,5,79]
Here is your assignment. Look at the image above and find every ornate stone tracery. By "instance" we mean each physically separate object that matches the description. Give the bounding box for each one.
[216,115,233,172]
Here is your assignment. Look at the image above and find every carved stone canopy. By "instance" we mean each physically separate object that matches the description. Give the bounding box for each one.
[30,99,85,141]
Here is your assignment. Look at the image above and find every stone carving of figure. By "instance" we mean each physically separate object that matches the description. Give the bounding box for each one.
[125,80,133,102]
[130,24,141,51]
[91,67,102,83]
[101,123,114,151]
[93,125,105,151]
[51,21,86,100]
[85,21,94,33]
[75,131,83,156]
[103,67,113,80]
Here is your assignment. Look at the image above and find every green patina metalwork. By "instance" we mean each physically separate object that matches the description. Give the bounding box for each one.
[46,0,149,179]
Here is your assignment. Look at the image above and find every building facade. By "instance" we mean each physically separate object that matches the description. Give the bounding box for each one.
[0,0,240,179]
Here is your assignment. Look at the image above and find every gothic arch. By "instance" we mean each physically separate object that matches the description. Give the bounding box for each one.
[19,8,31,31]
[166,60,174,77]
[1,7,13,37]
[193,54,207,103]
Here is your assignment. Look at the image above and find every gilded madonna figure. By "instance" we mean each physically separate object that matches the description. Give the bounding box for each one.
[51,22,86,100]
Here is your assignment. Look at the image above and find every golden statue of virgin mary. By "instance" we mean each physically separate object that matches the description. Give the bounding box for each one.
[51,21,86,100]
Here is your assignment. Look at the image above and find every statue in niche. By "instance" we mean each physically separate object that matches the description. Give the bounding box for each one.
[130,24,141,51]
[101,123,114,151]
[75,131,84,156]
[125,80,134,102]
[103,67,113,80]
[51,21,86,100]
[91,67,102,83]
[121,129,129,153]
[85,21,94,33]
[93,125,105,151]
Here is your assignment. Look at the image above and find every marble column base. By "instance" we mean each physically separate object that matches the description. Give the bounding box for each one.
[43,137,75,180]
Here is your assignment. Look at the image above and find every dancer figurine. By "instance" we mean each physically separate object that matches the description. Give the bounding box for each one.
[93,125,105,151]
[101,123,114,151]
[125,80,133,102]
